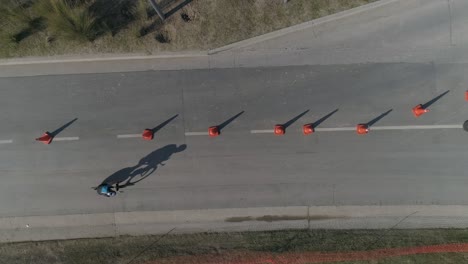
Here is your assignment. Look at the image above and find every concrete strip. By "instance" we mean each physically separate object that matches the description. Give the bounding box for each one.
[208,0,402,54]
[0,213,116,242]
[115,206,308,224]
[307,205,468,217]
[2,206,468,242]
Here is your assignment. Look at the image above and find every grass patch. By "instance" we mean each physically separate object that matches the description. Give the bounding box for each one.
[0,0,376,58]
[35,0,100,42]
[3,229,468,263]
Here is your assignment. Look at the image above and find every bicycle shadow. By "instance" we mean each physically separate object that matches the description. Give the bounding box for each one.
[97,144,187,190]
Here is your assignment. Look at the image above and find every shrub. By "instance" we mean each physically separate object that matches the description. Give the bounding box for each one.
[155,31,169,43]
[36,0,99,42]
[0,0,40,42]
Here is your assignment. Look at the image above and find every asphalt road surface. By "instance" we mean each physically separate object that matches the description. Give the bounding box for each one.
[1,61,468,218]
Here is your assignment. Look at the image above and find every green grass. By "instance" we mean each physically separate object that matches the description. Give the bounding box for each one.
[0,0,376,58]
[3,229,468,264]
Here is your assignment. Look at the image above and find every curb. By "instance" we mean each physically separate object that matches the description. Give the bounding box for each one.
[0,52,208,66]
[208,0,401,54]
[2,205,468,243]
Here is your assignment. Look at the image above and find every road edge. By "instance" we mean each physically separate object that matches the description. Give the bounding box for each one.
[2,205,468,243]
[0,52,208,66]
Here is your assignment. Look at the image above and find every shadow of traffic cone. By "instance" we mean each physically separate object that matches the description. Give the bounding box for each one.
[142,129,154,140]
[356,124,369,135]
[274,124,285,135]
[36,132,53,144]
[303,124,314,135]
[208,126,220,137]
[412,104,429,117]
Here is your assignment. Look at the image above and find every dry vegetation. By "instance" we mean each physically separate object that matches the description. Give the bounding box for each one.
[2,229,468,264]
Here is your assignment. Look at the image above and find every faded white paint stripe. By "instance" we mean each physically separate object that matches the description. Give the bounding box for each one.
[185,132,209,136]
[117,134,141,139]
[53,137,79,141]
[0,140,13,144]
[250,130,274,134]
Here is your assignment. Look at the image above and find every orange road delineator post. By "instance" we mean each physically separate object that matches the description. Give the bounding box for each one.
[356,124,369,135]
[142,129,154,140]
[208,126,220,137]
[465,91,468,101]
[412,104,429,117]
[303,124,314,135]
[274,124,285,135]
[36,132,53,144]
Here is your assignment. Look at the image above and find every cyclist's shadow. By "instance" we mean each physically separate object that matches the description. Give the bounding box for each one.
[99,144,187,190]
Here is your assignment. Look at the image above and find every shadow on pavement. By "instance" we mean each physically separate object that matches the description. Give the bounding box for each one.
[282,110,309,128]
[150,114,179,133]
[366,109,393,127]
[50,118,78,137]
[421,90,450,109]
[217,111,244,131]
[96,144,187,191]
[309,109,339,129]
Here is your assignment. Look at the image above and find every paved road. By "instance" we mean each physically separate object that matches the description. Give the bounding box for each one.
[1,0,468,221]
[1,62,468,218]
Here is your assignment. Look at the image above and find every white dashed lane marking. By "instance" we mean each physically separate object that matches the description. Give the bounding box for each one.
[117,134,141,139]
[185,132,209,136]
[53,137,80,141]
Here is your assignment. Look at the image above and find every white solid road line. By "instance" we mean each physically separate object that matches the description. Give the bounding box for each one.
[53,137,80,141]
[371,124,462,130]
[0,140,13,144]
[185,132,209,136]
[251,124,462,133]
[315,127,355,132]
[117,134,141,139]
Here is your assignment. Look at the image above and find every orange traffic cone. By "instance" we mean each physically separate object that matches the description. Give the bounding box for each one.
[274,124,285,135]
[412,104,429,117]
[142,129,154,140]
[303,124,314,135]
[36,132,53,144]
[208,126,220,137]
[465,91,468,101]
[356,124,369,135]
